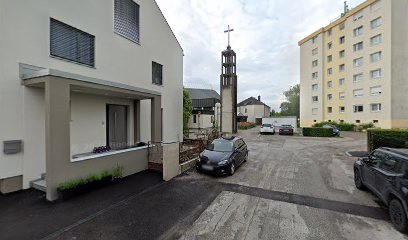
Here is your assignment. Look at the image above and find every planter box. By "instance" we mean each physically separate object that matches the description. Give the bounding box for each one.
[58,176,112,201]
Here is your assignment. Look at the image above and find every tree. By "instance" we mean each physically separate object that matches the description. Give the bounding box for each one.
[279,84,300,120]
[183,89,193,136]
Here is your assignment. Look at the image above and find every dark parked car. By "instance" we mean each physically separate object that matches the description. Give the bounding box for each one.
[279,125,294,135]
[354,147,408,232]
[196,136,248,176]
[322,124,340,137]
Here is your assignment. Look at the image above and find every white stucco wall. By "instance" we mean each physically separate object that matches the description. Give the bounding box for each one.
[189,114,214,129]
[0,0,183,188]
[238,105,270,123]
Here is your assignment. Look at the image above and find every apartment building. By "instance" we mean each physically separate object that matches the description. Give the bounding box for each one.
[299,0,408,129]
[0,0,183,201]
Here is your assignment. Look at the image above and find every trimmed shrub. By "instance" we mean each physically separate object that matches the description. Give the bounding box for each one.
[303,127,333,137]
[313,121,356,131]
[238,122,257,130]
[367,129,408,152]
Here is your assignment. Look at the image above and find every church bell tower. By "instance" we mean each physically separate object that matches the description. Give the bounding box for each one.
[220,25,237,133]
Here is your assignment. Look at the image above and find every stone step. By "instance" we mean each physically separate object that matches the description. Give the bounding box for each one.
[30,179,46,192]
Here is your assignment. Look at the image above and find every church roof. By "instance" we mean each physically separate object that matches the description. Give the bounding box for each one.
[185,88,220,100]
[238,96,270,108]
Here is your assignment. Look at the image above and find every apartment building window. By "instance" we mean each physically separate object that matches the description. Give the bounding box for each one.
[371,0,382,12]
[312,108,318,115]
[328,107,333,113]
[327,94,333,101]
[312,72,318,79]
[371,69,382,79]
[327,68,333,75]
[339,78,345,86]
[312,60,318,67]
[371,103,382,112]
[327,29,332,36]
[339,22,345,30]
[339,106,345,113]
[370,86,382,96]
[339,64,345,72]
[353,42,363,52]
[50,19,95,67]
[353,73,364,82]
[312,48,318,55]
[371,17,382,29]
[339,92,345,100]
[339,36,345,44]
[353,88,364,97]
[312,84,318,91]
[312,96,319,102]
[328,42,332,49]
[152,61,163,85]
[353,26,363,37]
[114,0,140,43]
[353,57,363,67]
[371,34,382,45]
[339,50,345,58]
[354,105,364,113]
[327,81,333,88]
[371,51,382,62]
[312,36,318,44]
[353,11,363,21]
[327,55,332,62]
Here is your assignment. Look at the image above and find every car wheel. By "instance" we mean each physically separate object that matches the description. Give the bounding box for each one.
[229,162,235,176]
[389,198,408,233]
[354,169,365,190]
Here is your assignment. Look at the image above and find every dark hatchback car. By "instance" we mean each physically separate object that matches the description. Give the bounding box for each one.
[322,124,340,137]
[196,136,248,176]
[354,147,408,232]
[279,125,294,135]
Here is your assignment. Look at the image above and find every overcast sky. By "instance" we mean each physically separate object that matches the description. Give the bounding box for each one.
[156,0,363,111]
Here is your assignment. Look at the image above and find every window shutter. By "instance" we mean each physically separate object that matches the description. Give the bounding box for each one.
[114,0,140,43]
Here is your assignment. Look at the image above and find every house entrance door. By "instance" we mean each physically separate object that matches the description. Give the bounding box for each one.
[107,104,128,150]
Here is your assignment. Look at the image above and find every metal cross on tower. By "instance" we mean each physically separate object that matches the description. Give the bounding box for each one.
[224,25,234,47]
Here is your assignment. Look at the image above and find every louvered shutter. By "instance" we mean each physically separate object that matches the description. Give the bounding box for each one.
[114,0,140,43]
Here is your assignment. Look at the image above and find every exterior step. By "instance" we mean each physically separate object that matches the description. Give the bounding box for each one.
[30,179,46,192]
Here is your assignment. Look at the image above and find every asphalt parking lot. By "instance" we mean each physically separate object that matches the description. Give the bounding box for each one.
[1,128,408,239]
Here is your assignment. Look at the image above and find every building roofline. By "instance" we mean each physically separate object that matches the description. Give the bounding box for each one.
[298,0,377,46]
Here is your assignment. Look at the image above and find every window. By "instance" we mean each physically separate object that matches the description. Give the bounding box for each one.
[245,108,247,113]
[340,106,345,113]
[353,26,364,37]
[312,48,318,55]
[327,29,332,36]
[371,0,382,12]
[327,55,332,62]
[312,96,318,102]
[371,34,382,45]
[353,88,364,97]
[339,22,345,30]
[312,108,318,115]
[339,50,345,58]
[327,81,333,88]
[50,19,95,67]
[356,120,361,123]
[370,86,382,96]
[312,36,317,44]
[339,36,345,44]
[353,42,363,52]
[193,115,197,123]
[353,57,364,67]
[312,72,318,79]
[327,68,333,75]
[339,64,345,72]
[114,0,140,43]
[312,84,318,91]
[339,78,345,85]
[371,17,382,29]
[339,92,345,100]
[327,94,333,100]
[328,42,332,49]
[353,11,363,21]
[353,73,364,82]
[152,61,163,85]
[373,120,379,123]
[312,60,318,67]
[371,51,382,62]
[371,69,382,79]
[328,107,333,113]
[354,105,364,112]
[371,103,382,112]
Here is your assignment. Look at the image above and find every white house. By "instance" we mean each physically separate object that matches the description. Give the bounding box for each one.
[186,88,220,132]
[0,0,183,201]
[237,96,271,123]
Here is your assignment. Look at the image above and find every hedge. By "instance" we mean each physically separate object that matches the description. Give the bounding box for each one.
[303,127,333,137]
[367,129,408,152]
[238,122,257,130]
[313,121,356,131]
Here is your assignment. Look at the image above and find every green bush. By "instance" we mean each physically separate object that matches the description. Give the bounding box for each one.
[58,169,116,191]
[367,129,408,152]
[238,122,257,130]
[302,127,334,137]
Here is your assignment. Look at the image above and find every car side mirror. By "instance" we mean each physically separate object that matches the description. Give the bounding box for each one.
[362,156,370,163]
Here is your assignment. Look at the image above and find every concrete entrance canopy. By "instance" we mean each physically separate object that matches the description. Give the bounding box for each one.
[22,69,162,201]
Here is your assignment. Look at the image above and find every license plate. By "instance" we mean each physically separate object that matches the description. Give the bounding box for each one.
[202,165,214,171]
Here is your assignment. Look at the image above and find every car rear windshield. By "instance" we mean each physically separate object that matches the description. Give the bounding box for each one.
[281,125,292,128]
[206,140,234,152]
[262,124,272,127]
